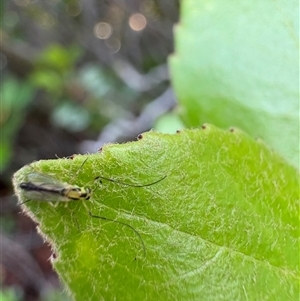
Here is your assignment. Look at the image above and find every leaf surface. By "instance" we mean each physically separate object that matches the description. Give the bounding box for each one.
[13,127,299,300]
[169,0,299,167]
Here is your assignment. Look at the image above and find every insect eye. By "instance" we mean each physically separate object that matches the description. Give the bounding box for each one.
[84,188,91,200]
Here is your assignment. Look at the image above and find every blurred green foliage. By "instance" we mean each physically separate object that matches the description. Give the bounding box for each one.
[170,0,298,168]
[29,44,82,95]
[1,77,34,172]
[155,112,185,133]
[2,1,173,173]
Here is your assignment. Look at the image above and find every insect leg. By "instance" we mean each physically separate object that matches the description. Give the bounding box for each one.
[94,175,166,187]
[88,211,146,257]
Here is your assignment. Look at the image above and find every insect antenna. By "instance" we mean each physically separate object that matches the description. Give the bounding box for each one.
[69,157,89,183]
[88,211,146,257]
[94,175,166,187]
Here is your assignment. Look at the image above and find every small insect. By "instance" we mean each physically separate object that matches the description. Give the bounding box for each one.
[19,172,91,204]
[19,167,166,257]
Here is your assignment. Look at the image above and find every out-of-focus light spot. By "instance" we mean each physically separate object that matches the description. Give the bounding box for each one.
[39,13,55,29]
[4,11,19,28]
[66,2,82,17]
[129,13,147,31]
[13,0,30,6]
[94,22,112,39]
[105,37,121,53]
[0,53,7,70]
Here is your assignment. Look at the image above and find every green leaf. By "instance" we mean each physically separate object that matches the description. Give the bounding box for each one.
[13,127,299,300]
[169,0,299,168]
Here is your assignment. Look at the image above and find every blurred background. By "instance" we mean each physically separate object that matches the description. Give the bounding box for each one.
[1,1,179,300]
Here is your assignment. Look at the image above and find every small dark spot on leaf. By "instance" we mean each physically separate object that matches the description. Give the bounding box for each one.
[94,176,103,184]
[230,128,235,132]
[201,124,207,129]
[137,134,143,140]
[176,130,181,134]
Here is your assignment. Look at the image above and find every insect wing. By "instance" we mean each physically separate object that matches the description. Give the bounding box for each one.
[21,172,68,202]
[27,172,66,190]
